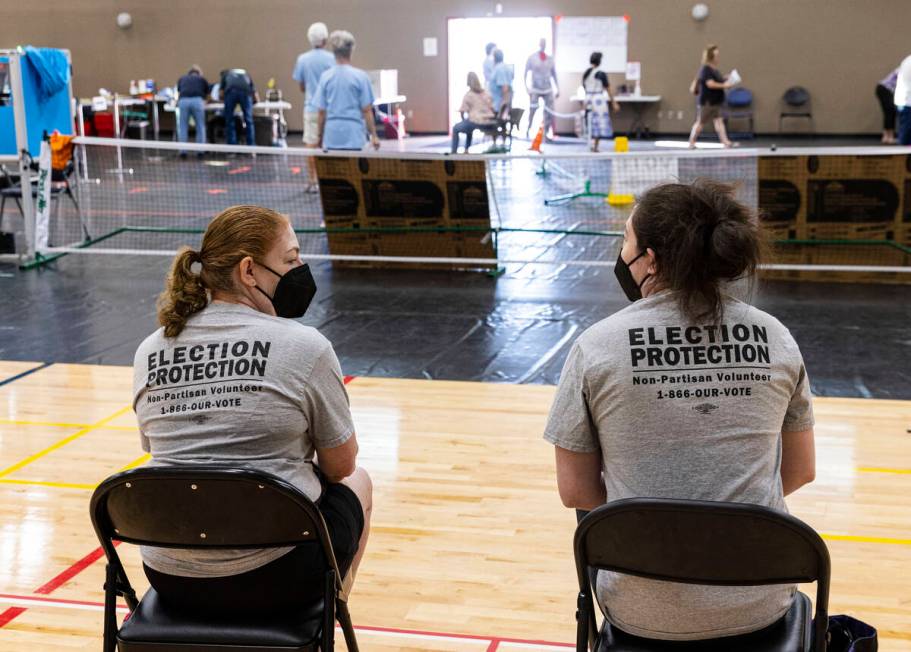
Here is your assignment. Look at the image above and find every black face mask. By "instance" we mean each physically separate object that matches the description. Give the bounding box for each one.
[255,263,317,319]
[614,249,650,301]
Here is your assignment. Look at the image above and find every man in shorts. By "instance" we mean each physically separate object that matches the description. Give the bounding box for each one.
[292,22,335,191]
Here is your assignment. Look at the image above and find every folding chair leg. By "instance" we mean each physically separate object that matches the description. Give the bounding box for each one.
[337,601,359,652]
[322,570,336,651]
[103,563,120,652]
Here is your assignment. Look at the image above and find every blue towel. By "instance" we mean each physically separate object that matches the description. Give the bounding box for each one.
[23,46,69,102]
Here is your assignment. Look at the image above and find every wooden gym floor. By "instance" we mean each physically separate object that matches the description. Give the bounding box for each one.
[0,361,909,650]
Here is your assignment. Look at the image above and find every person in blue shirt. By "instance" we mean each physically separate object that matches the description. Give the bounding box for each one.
[292,21,335,192]
[176,65,210,158]
[313,30,380,151]
[482,42,497,90]
[489,49,514,119]
[292,22,335,148]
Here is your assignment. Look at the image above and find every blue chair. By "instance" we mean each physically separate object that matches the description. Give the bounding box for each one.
[725,87,754,139]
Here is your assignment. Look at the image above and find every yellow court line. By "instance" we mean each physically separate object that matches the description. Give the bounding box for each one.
[0,418,136,431]
[118,453,151,472]
[0,478,96,490]
[821,533,911,546]
[0,454,150,492]
[0,405,133,479]
[857,466,911,475]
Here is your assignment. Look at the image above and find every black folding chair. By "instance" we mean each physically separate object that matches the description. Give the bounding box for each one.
[778,86,814,134]
[90,466,359,652]
[574,498,830,652]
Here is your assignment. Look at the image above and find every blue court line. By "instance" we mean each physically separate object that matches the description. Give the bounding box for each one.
[0,363,53,388]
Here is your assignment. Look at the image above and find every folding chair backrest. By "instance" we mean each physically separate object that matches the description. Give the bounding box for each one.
[727,87,752,108]
[90,466,327,550]
[783,86,810,108]
[574,499,830,652]
[575,498,829,587]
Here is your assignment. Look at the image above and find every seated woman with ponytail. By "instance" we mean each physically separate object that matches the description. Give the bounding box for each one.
[544,180,816,641]
[133,204,372,614]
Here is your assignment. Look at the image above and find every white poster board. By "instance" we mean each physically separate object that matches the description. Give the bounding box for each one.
[556,16,627,73]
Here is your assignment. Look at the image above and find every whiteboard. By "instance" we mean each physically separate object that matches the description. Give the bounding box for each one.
[556,16,627,73]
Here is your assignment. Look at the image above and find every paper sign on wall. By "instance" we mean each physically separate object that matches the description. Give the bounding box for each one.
[423,38,438,57]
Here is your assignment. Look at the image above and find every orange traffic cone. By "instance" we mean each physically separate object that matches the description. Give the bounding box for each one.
[529,124,545,152]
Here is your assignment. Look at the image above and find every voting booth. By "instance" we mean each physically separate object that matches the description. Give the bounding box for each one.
[0,46,74,260]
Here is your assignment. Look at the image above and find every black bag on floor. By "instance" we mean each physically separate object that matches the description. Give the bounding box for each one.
[827,615,877,652]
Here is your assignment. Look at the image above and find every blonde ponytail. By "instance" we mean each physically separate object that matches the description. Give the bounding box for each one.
[157,246,208,338]
[155,205,288,338]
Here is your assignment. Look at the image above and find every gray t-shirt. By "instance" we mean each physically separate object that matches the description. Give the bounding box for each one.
[544,290,814,641]
[133,301,355,577]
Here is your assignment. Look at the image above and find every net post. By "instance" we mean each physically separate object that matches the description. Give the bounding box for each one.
[8,51,37,263]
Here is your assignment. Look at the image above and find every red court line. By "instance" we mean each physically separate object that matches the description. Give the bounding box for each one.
[34,544,110,595]
[0,593,125,610]
[343,375,356,384]
[0,607,27,627]
[353,623,572,648]
[0,593,574,647]
[0,542,118,628]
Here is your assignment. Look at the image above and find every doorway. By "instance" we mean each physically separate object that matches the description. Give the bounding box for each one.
[447,16,554,137]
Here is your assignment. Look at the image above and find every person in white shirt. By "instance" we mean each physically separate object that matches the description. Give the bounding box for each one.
[524,38,559,139]
[894,54,911,145]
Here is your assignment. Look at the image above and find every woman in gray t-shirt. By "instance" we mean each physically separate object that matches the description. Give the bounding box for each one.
[133,205,372,615]
[544,180,816,641]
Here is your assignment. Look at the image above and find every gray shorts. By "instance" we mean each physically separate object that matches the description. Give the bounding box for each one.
[529,92,555,109]
[698,103,722,126]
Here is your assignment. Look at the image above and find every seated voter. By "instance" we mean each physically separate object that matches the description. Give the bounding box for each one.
[313,30,380,151]
[451,72,496,153]
[134,205,372,615]
[544,180,816,641]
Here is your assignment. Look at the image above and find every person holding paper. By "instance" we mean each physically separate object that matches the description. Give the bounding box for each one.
[687,44,737,149]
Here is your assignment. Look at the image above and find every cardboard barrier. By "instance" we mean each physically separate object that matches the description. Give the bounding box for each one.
[315,156,495,270]
[759,153,909,284]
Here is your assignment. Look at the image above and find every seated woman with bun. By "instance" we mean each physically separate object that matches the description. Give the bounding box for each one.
[544,180,816,641]
[133,205,371,614]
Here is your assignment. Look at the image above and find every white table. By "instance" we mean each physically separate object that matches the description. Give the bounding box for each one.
[203,100,292,113]
[570,93,662,139]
